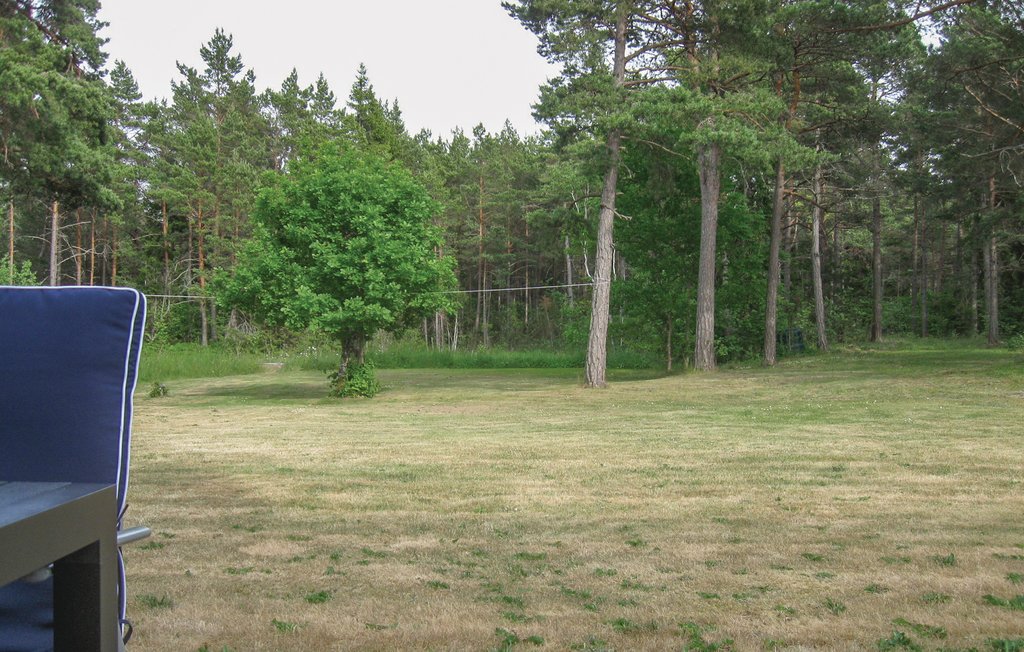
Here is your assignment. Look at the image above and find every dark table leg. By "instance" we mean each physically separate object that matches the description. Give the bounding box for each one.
[52,523,118,651]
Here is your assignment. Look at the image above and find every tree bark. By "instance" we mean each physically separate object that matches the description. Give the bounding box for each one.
[162,200,170,293]
[935,222,946,294]
[911,195,919,320]
[89,211,96,286]
[870,194,883,342]
[983,234,999,345]
[832,212,841,302]
[985,175,999,345]
[984,234,999,346]
[764,159,785,365]
[110,226,118,286]
[811,165,828,351]
[7,200,14,284]
[476,174,485,335]
[197,205,209,347]
[584,128,621,388]
[564,235,574,307]
[336,336,367,391]
[919,200,928,338]
[74,209,83,285]
[665,317,673,372]
[49,201,60,286]
[524,221,530,326]
[583,7,627,388]
[969,246,979,336]
[694,139,721,371]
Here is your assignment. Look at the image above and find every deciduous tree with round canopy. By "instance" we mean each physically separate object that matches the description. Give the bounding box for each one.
[224,145,457,395]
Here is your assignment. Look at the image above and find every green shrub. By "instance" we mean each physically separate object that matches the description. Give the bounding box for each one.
[1007,333,1024,352]
[1,256,39,285]
[329,362,381,398]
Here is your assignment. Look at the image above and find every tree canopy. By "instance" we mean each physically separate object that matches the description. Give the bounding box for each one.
[2,3,1022,392]
[224,144,456,393]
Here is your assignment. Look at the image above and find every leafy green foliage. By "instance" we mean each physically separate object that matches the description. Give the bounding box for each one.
[223,144,456,391]
[0,9,117,209]
[329,362,381,398]
[4,0,1024,368]
[0,257,38,285]
[615,146,767,366]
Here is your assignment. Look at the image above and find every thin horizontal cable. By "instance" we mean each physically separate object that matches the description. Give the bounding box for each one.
[145,282,602,301]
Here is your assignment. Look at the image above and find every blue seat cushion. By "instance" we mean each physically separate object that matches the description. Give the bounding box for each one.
[0,580,52,652]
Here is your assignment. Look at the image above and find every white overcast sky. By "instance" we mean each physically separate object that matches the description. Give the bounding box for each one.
[97,0,558,138]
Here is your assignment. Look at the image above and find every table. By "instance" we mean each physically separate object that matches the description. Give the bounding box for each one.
[0,481,118,652]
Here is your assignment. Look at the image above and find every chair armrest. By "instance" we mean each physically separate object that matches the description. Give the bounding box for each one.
[118,526,152,546]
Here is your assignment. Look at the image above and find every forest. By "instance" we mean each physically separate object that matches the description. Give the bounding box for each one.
[2,0,1022,379]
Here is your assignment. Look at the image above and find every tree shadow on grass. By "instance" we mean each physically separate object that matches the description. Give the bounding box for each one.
[198,380,328,401]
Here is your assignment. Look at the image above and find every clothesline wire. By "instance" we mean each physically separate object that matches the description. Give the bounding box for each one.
[144,281,604,301]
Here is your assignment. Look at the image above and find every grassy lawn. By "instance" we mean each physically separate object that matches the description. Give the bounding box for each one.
[125,344,1024,651]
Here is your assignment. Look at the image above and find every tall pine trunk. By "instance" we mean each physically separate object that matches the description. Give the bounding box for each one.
[49,201,60,286]
[983,235,999,345]
[665,317,674,372]
[811,164,828,351]
[985,176,999,346]
[870,194,883,342]
[476,174,485,335]
[919,199,928,338]
[764,159,785,365]
[162,200,171,295]
[564,235,574,307]
[694,138,721,371]
[197,205,209,347]
[584,128,621,387]
[969,246,979,336]
[74,209,83,285]
[111,227,118,286]
[89,212,96,286]
[583,8,627,388]
[911,196,919,320]
[8,200,15,284]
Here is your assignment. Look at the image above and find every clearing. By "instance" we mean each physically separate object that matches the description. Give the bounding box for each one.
[126,343,1024,650]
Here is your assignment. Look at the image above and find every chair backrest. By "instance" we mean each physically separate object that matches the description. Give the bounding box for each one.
[0,286,146,518]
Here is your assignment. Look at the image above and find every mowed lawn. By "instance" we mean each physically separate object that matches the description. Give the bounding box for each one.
[125,344,1024,651]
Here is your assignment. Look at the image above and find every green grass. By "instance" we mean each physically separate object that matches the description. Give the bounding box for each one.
[140,344,264,383]
[983,594,1024,611]
[136,594,174,609]
[125,340,1024,650]
[303,590,332,604]
[284,341,660,372]
[142,339,662,387]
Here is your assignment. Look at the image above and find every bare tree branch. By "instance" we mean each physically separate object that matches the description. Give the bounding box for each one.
[827,0,979,34]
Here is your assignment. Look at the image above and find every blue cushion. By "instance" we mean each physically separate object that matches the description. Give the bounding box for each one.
[0,581,52,652]
[0,286,146,651]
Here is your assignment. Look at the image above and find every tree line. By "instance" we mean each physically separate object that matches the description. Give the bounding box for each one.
[2,0,1021,383]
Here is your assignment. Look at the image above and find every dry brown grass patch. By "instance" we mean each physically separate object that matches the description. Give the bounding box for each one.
[125,352,1024,650]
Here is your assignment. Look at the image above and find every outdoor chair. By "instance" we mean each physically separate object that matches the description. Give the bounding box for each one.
[0,286,149,651]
